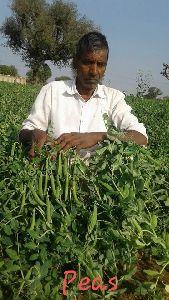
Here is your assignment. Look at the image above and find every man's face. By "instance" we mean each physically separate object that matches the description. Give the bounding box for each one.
[75,48,108,92]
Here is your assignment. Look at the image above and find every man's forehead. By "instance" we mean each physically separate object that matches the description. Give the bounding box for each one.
[79,49,108,60]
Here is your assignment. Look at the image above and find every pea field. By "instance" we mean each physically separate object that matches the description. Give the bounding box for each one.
[0,81,169,300]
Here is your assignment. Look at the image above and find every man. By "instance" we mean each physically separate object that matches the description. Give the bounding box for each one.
[19,31,148,158]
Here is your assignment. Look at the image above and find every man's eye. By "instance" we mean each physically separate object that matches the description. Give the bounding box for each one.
[97,62,106,67]
[81,60,106,67]
[82,60,90,65]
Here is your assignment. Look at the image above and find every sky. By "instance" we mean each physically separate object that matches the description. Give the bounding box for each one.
[0,0,169,96]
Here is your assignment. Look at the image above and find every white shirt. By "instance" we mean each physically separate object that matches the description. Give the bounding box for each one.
[22,80,147,156]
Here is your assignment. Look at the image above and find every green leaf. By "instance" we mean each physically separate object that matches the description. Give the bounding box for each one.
[0,261,4,268]
[152,237,166,249]
[0,179,6,189]
[44,282,51,296]
[30,253,39,261]
[88,204,97,234]
[110,229,121,238]
[4,225,12,236]
[122,267,137,280]
[150,214,158,229]
[143,269,160,276]
[6,248,19,260]
[132,218,143,236]
[98,180,114,192]
[150,283,156,290]
[135,239,145,247]
[24,242,37,249]
[164,198,169,206]
[105,288,127,296]
[165,285,169,293]
[6,264,20,272]
[27,229,40,239]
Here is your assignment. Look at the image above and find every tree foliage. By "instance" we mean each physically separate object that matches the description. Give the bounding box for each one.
[0,64,18,76]
[55,75,71,81]
[146,86,163,99]
[26,63,52,84]
[161,63,169,80]
[136,70,152,98]
[1,0,97,79]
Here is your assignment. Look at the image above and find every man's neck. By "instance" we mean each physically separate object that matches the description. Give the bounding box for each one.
[76,83,96,101]
[79,91,94,101]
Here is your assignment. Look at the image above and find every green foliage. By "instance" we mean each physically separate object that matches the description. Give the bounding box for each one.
[161,63,169,80]
[126,96,169,160]
[0,64,18,76]
[136,70,152,98]
[26,63,52,84]
[55,75,71,81]
[145,87,163,99]
[1,0,97,79]
[0,82,169,299]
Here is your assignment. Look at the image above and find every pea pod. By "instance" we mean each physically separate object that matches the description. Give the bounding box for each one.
[29,184,46,206]
[63,156,68,177]
[46,193,52,226]
[64,174,69,201]
[38,171,44,199]
[55,175,61,199]
[150,214,158,229]
[51,174,56,197]
[20,184,26,212]
[10,142,17,158]
[44,158,49,196]
[88,204,97,234]
[72,178,80,207]
[165,233,169,249]
[57,151,62,178]
[98,180,114,192]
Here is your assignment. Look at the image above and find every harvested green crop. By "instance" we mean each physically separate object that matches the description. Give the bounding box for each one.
[0,82,169,299]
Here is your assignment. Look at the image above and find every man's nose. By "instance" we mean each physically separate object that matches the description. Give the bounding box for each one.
[89,63,98,75]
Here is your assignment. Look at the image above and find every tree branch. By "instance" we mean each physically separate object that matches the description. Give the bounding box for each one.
[161,63,169,80]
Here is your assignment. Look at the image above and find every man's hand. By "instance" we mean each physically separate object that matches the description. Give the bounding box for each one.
[54,132,107,152]
[19,129,49,159]
[28,129,48,159]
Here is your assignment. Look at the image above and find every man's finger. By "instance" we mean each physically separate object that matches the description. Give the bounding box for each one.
[28,144,35,160]
[56,132,79,144]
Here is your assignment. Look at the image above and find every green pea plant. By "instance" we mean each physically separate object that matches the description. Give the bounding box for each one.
[0,82,169,300]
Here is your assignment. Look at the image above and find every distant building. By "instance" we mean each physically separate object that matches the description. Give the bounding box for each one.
[0,74,26,85]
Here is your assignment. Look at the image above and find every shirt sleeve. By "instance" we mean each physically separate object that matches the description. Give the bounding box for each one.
[110,90,148,139]
[22,84,51,131]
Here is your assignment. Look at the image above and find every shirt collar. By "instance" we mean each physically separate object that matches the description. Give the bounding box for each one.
[66,79,106,99]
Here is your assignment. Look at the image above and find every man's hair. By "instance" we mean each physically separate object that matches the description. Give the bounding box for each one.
[72,31,109,68]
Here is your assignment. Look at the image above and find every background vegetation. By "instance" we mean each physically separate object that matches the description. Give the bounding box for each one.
[0,64,18,76]
[1,0,96,83]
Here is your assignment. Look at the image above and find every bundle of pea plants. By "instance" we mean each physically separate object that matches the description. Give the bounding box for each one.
[0,135,169,300]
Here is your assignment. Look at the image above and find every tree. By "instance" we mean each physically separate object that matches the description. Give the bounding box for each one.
[136,70,152,98]
[145,87,163,99]
[0,64,18,76]
[1,0,97,82]
[55,75,71,81]
[26,63,51,84]
[161,63,169,80]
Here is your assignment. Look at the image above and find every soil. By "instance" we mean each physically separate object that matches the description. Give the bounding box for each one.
[66,252,169,300]
[117,252,169,300]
